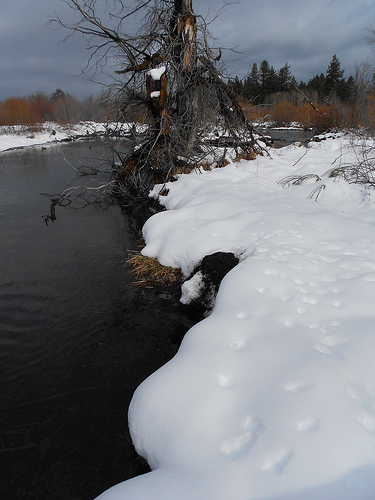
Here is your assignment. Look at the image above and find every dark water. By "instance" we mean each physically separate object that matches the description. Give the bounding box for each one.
[0,140,188,499]
[257,127,315,147]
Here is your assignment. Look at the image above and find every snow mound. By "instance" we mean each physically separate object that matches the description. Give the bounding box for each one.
[97,133,375,499]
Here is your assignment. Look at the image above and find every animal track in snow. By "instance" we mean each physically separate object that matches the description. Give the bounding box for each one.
[319,335,346,347]
[236,312,249,320]
[262,448,293,474]
[358,413,375,433]
[230,339,249,352]
[280,295,291,302]
[218,375,234,389]
[297,419,320,433]
[283,319,297,328]
[220,432,255,460]
[348,388,370,409]
[303,296,319,305]
[285,382,313,393]
[243,416,264,434]
[314,344,343,359]
[329,320,341,327]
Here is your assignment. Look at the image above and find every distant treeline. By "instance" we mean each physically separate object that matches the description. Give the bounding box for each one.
[0,89,117,126]
[228,55,358,105]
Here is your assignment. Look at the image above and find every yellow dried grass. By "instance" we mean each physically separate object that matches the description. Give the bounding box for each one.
[126,253,182,286]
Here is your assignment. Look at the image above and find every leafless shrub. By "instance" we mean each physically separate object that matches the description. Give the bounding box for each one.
[307,183,326,201]
[55,1,264,196]
[277,173,322,188]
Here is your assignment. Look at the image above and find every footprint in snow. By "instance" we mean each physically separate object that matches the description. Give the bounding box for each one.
[283,319,297,328]
[297,419,320,433]
[358,413,375,433]
[348,388,371,409]
[220,416,264,460]
[236,312,249,320]
[218,375,234,389]
[302,296,319,305]
[285,382,314,393]
[220,432,255,460]
[262,448,293,474]
[243,416,264,434]
[230,339,249,352]
[319,334,346,347]
[314,343,343,359]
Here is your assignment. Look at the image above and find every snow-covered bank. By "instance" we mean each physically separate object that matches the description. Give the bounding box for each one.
[0,121,139,152]
[97,132,375,499]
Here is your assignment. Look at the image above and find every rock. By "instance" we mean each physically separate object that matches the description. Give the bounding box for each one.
[180,252,239,317]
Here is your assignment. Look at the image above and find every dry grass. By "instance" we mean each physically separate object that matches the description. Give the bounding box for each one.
[126,252,182,287]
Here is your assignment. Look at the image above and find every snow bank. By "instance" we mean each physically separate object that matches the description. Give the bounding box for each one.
[101,133,375,498]
[0,121,146,153]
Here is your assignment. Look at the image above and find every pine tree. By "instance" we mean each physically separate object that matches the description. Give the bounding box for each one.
[278,63,292,92]
[308,73,326,99]
[325,54,345,100]
[244,63,260,102]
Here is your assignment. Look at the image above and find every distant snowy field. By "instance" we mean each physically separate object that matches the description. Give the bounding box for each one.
[0,122,101,151]
[97,132,375,499]
[0,121,139,152]
[3,125,375,498]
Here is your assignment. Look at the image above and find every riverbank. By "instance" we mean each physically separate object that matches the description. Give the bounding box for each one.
[0,121,141,152]
[0,121,309,153]
[97,131,375,499]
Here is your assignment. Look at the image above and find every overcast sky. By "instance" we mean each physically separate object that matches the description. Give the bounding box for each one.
[1,0,375,101]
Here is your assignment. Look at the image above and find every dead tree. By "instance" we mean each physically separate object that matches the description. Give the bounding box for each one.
[56,0,263,195]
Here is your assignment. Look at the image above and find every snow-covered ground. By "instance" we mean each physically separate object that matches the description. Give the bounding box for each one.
[0,121,141,152]
[95,132,375,499]
[0,122,101,151]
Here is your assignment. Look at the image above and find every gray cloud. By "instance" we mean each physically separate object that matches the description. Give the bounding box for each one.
[0,0,374,100]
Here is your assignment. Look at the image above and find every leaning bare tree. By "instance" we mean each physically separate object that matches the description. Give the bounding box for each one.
[57,0,262,195]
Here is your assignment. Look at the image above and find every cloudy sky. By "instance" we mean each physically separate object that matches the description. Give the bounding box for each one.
[1,0,375,101]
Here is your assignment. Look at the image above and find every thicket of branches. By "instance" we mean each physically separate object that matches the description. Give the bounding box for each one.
[56,0,263,196]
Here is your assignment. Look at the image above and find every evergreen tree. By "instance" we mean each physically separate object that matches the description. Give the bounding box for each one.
[244,63,260,103]
[228,76,243,97]
[267,65,279,95]
[278,63,292,92]
[259,60,270,101]
[325,54,345,100]
[259,60,280,101]
[308,73,326,99]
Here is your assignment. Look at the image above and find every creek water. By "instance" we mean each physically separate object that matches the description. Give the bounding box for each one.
[0,140,188,500]
[257,127,316,147]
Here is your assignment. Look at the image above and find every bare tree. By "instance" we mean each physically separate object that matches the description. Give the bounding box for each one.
[56,0,263,195]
